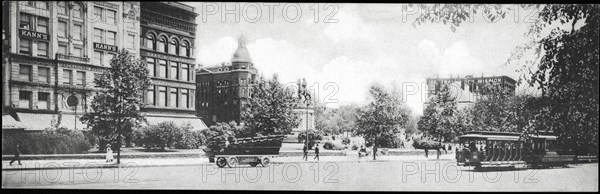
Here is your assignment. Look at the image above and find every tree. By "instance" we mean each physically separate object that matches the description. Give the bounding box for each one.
[418,84,459,143]
[80,49,150,164]
[202,122,237,153]
[241,74,301,136]
[355,84,411,160]
[298,130,323,150]
[413,4,599,156]
[315,104,359,136]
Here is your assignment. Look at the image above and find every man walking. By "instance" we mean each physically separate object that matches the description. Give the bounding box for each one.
[424,148,429,158]
[313,144,320,161]
[302,144,308,161]
[9,144,22,165]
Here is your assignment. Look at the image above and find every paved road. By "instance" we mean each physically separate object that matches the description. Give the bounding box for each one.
[2,160,597,191]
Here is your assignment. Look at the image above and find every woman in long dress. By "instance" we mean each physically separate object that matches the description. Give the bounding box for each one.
[106,144,113,162]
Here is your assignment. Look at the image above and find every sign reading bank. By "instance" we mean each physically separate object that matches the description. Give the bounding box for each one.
[94,42,118,52]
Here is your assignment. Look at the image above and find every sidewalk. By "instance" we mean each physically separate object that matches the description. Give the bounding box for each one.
[271,153,455,163]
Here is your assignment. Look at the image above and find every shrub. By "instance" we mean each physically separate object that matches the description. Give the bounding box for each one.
[202,122,236,153]
[298,130,323,150]
[139,121,180,150]
[323,141,345,150]
[352,144,359,150]
[2,130,91,155]
[342,137,351,145]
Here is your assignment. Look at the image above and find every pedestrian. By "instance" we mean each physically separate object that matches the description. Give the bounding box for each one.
[9,144,22,166]
[106,144,113,162]
[313,144,320,161]
[436,147,441,159]
[443,145,448,155]
[302,144,308,160]
[424,148,429,158]
[449,145,453,154]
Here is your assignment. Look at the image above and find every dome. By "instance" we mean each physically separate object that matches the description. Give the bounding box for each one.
[231,35,252,63]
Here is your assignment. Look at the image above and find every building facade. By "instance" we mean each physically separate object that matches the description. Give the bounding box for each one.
[196,36,257,126]
[139,2,206,130]
[2,1,141,131]
[424,75,517,109]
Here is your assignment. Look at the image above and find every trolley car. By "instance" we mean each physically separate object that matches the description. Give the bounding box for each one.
[456,131,576,169]
[204,135,285,168]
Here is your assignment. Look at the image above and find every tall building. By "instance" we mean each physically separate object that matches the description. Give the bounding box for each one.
[2,1,141,131]
[196,36,257,126]
[424,75,517,109]
[139,2,206,130]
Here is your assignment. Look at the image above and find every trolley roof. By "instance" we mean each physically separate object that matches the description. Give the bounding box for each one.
[458,131,558,141]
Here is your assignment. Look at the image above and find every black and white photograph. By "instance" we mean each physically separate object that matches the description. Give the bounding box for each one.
[1,1,598,191]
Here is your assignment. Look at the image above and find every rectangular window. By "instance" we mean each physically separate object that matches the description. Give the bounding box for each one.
[170,62,179,80]
[58,21,67,38]
[37,17,48,33]
[38,67,50,83]
[93,28,103,43]
[37,41,48,57]
[182,64,189,81]
[127,34,135,49]
[63,69,72,84]
[57,1,67,15]
[76,71,85,86]
[104,53,115,66]
[106,10,116,25]
[93,51,103,66]
[19,91,32,109]
[73,46,82,57]
[19,65,32,81]
[72,4,82,18]
[147,87,155,106]
[58,43,67,55]
[106,31,116,45]
[158,60,167,78]
[20,13,31,30]
[73,24,82,40]
[37,92,50,110]
[182,89,189,108]
[158,87,167,107]
[94,6,103,22]
[35,1,48,9]
[146,58,155,77]
[19,39,31,55]
[170,88,178,107]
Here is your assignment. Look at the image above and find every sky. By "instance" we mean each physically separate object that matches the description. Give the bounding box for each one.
[183,3,540,115]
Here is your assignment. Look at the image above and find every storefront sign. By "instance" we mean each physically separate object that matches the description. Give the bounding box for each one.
[19,29,48,41]
[94,42,118,52]
[151,79,195,89]
[141,50,195,64]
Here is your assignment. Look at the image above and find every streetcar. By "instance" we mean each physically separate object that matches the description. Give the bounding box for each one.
[455,131,576,169]
[204,135,285,168]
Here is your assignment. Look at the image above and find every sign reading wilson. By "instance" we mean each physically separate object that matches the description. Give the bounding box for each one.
[94,42,118,52]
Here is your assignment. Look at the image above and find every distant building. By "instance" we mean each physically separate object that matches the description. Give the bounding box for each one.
[196,35,257,126]
[424,75,517,109]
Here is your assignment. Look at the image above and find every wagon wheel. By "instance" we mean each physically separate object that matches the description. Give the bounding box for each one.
[216,157,227,168]
[261,157,270,167]
[227,157,238,168]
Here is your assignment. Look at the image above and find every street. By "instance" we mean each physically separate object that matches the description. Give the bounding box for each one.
[2,160,597,191]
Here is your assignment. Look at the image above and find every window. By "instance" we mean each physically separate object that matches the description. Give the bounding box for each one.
[106,31,116,45]
[93,51,103,65]
[170,62,179,80]
[73,46,82,57]
[158,60,167,78]
[157,37,166,52]
[127,34,135,49]
[19,65,32,81]
[38,67,50,83]
[72,4,83,18]
[35,1,48,9]
[76,71,85,86]
[20,13,31,30]
[182,89,189,108]
[106,10,116,24]
[180,42,189,57]
[182,64,189,81]
[94,7,103,22]
[147,87,155,105]
[19,39,31,55]
[63,69,72,84]
[19,91,32,109]
[146,35,155,50]
[57,2,67,15]
[170,88,178,107]
[93,28,103,43]
[37,17,48,33]
[146,58,155,77]
[104,53,115,66]
[158,87,167,107]
[37,92,50,110]
[73,24,82,40]
[58,21,67,38]
[169,39,178,55]
[37,42,48,57]
[58,43,67,55]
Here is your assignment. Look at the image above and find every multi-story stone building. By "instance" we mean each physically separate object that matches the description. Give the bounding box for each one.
[139,2,206,130]
[196,36,257,126]
[2,1,141,131]
[424,75,517,109]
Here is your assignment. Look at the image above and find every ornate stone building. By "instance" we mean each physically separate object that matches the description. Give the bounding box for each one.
[2,1,141,131]
[424,75,517,110]
[139,2,206,130]
[196,36,257,126]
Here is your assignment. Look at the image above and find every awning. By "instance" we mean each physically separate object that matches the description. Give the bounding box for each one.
[16,113,55,131]
[143,116,208,131]
[2,114,26,130]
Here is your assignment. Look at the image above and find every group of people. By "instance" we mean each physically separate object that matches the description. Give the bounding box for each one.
[302,144,320,161]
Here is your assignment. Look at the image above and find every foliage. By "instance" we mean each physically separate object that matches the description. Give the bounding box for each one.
[341,136,351,145]
[298,130,323,150]
[323,141,345,150]
[315,104,360,135]
[417,84,459,142]
[355,84,411,160]
[80,49,151,154]
[241,74,301,136]
[202,122,236,153]
[174,123,205,149]
[138,121,181,150]
[2,131,91,155]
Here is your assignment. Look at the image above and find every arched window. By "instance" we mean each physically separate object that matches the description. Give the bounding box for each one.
[72,3,83,19]
[146,34,156,50]
[169,39,178,55]
[180,41,190,57]
[157,36,167,53]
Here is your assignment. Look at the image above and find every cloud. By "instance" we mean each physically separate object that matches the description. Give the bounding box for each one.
[196,36,238,66]
[323,7,376,43]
